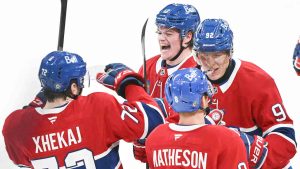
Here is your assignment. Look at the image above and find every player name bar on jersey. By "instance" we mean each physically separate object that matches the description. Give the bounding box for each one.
[32,126,82,153]
[153,149,207,169]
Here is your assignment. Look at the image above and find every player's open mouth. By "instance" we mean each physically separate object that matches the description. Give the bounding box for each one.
[161,45,170,51]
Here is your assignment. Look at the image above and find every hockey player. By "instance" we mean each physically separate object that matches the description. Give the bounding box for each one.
[145,68,249,169]
[193,19,297,168]
[138,3,200,98]
[2,51,165,169]
[292,38,300,76]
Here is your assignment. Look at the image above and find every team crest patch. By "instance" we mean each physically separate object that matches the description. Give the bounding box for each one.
[213,86,218,94]
[211,112,221,121]
[160,69,166,75]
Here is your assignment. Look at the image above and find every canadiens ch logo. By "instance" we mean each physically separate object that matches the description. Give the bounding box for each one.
[213,86,218,94]
[160,69,166,75]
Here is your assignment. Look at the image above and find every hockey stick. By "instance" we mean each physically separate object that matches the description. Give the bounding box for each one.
[141,18,149,93]
[57,0,68,51]
[141,17,150,169]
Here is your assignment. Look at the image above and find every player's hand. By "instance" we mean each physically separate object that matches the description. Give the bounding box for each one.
[293,40,300,76]
[133,139,147,163]
[96,63,144,97]
[230,128,268,169]
[248,135,268,169]
[205,109,225,125]
[23,89,46,109]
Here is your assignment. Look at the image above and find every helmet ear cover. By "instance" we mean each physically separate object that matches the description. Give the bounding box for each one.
[43,79,81,102]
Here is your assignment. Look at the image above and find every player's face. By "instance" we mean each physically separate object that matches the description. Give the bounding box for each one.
[196,51,231,80]
[156,27,181,60]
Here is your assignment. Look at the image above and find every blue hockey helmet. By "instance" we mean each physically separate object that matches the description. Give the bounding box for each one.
[156,3,200,38]
[165,68,213,113]
[38,51,87,93]
[194,19,233,53]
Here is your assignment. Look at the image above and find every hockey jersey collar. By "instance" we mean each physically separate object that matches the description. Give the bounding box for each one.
[155,51,196,75]
[35,101,71,115]
[169,123,206,132]
[218,58,241,93]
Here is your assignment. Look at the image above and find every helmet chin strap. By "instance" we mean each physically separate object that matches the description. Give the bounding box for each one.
[204,107,210,115]
[169,39,188,62]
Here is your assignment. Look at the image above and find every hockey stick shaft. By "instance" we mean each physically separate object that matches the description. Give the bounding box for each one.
[141,18,150,169]
[141,18,149,93]
[57,0,68,51]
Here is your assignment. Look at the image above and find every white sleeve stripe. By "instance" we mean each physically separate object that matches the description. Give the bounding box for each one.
[137,102,149,139]
[147,103,166,123]
[262,124,294,137]
[267,132,297,149]
[155,99,167,117]
[256,148,268,169]
[114,161,121,169]
[94,141,120,160]
[245,134,251,156]
[239,125,258,132]
[136,102,165,139]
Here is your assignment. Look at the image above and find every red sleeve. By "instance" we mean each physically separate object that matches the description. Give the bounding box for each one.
[105,85,164,142]
[125,85,157,106]
[252,78,296,168]
[138,65,143,76]
[263,134,296,168]
[2,110,31,168]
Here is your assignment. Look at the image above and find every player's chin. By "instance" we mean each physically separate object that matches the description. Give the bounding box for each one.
[207,69,222,80]
[161,52,173,60]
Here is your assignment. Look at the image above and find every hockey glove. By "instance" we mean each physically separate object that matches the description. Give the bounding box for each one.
[205,109,226,125]
[230,128,268,169]
[23,89,46,109]
[133,139,147,163]
[293,40,300,76]
[96,63,144,98]
[293,57,300,76]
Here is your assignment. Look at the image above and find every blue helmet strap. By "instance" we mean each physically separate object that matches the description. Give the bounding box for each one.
[204,107,210,115]
[197,105,210,115]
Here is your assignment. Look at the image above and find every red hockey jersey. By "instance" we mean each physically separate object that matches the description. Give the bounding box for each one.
[146,123,249,169]
[2,85,165,169]
[163,59,297,168]
[138,53,197,98]
[208,59,297,168]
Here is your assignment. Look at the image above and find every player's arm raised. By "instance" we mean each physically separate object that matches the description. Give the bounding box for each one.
[96,63,165,141]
